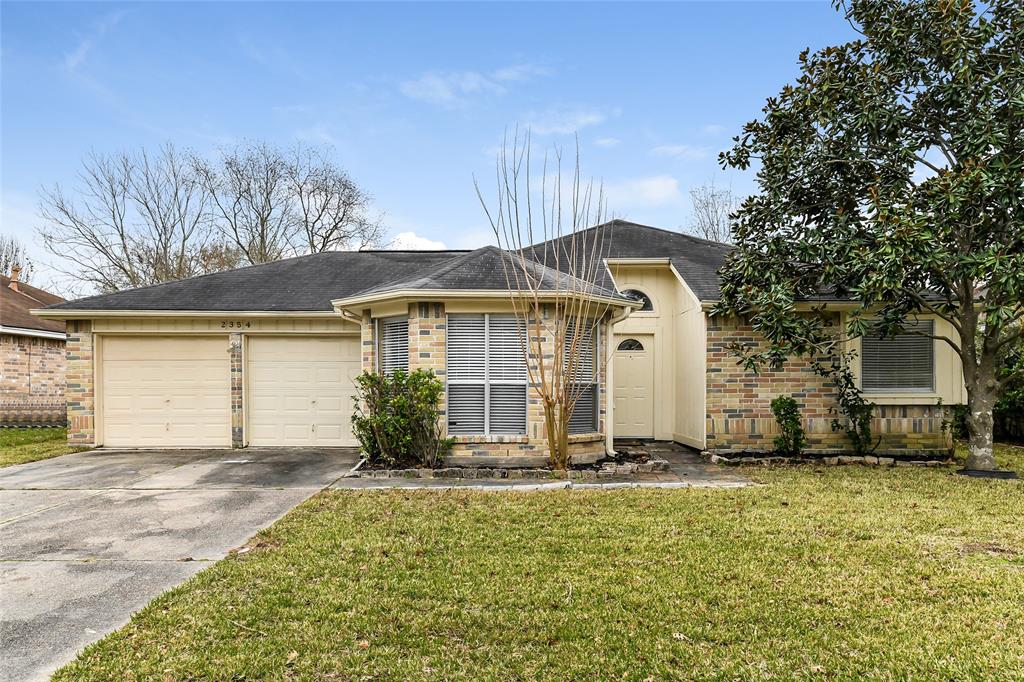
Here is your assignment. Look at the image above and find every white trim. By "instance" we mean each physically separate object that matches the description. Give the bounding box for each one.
[333,289,636,310]
[0,325,67,340]
[31,309,341,319]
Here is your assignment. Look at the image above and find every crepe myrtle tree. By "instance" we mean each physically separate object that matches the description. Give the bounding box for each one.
[475,130,615,469]
[715,0,1023,472]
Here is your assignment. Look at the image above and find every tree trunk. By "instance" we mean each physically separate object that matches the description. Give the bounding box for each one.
[965,391,998,471]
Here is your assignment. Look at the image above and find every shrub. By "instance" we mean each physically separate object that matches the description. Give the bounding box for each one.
[771,395,807,456]
[351,369,453,468]
[814,353,879,456]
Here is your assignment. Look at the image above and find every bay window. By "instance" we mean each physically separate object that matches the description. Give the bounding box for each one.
[446,314,527,435]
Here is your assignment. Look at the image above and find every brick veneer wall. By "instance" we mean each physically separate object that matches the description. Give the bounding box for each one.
[65,321,95,445]
[0,333,66,425]
[705,315,951,454]
[364,302,609,466]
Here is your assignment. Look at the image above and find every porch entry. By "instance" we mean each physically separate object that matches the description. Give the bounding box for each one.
[613,334,654,438]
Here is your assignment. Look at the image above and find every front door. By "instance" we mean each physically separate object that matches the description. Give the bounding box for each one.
[613,335,654,438]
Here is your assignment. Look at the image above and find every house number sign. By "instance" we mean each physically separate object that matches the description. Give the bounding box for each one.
[220,321,253,329]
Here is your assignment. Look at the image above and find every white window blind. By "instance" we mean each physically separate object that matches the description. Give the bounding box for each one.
[565,319,598,434]
[378,317,409,374]
[861,320,934,392]
[446,314,527,435]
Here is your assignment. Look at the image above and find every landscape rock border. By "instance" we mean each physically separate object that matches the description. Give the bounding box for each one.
[348,457,670,480]
[708,453,951,467]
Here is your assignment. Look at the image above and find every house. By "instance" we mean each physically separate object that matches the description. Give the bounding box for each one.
[34,221,959,464]
[1,267,67,426]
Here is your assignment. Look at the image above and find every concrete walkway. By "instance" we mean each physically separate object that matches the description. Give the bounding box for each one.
[0,447,359,682]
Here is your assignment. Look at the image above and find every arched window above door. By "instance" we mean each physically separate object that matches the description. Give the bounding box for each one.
[621,289,653,312]
[617,338,645,352]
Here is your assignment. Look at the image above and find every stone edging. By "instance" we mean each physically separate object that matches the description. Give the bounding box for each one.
[709,454,951,467]
[348,457,670,480]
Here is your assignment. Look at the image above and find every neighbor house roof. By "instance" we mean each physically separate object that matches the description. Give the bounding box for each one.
[1,274,66,335]
[337,245,632,305]
[526,219,734,301]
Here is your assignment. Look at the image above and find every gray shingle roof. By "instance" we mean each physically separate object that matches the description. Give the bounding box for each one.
[44,251,467,312]
[346,246,630,302]
[526,219,733,301]
[44,220,736,313]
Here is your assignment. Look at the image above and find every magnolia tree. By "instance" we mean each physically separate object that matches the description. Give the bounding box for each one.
[716,0,1023,472]
[476,133,615,469]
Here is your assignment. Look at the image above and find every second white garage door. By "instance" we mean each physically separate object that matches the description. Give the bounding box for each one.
[246,336,362,446]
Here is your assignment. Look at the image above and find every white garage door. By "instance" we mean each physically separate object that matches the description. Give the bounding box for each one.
[246,336,361,446]
[101,336,231,448]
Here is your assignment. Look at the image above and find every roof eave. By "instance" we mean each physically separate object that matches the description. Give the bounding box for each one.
[332,289,638,312]
[31,308,342,319]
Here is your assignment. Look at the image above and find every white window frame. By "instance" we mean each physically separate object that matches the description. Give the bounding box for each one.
[446,313,528,436]
[860,320,935,393]
[376,316,409,374]
[566,319,600,434]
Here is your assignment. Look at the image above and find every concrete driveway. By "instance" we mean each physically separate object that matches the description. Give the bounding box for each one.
[0,447,359,682]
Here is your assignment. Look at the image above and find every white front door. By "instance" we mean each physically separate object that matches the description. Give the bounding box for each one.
[246,336,362,446]
[613,335,654,438]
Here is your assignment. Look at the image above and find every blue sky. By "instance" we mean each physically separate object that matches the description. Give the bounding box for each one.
[1,1,856,289]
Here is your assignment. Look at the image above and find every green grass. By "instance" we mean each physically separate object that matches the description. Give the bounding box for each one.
[57,445,1024,681]
[0,427,87,468]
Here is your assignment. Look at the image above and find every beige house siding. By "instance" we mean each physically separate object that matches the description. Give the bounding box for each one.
[607,263,680,441]
[1,333,66,426]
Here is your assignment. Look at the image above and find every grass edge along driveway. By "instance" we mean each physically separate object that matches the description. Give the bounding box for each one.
[0,427,88,468]
[55,444,1024,681]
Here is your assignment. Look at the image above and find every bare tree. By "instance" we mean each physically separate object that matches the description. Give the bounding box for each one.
[39,145,220,293]
[476,131,618,469]
[38,142,382,293]
[0,235,34,282]
[688,181,737,243]
[286,146,384,253]
[195,142,383,264]
[194,142,295,264]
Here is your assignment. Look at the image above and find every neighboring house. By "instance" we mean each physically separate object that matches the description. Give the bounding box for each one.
[35,221,958,463]
[1,268,67,426]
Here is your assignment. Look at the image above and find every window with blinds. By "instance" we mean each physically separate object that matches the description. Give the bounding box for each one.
[565,320,598,434]
[377,317,409,374]
[861,320,935,392]
[447,314,527,435]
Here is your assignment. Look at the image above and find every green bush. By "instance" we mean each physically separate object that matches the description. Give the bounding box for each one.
[771,395,807,456]
[351,369,453,468]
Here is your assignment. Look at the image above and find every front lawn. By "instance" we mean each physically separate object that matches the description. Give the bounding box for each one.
[0,427,87,468]
[58,445,1024,680]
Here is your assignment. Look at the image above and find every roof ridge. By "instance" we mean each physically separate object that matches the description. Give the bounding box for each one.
[44,249,464,309]
[346,246,508,297]
[598,219,733,249]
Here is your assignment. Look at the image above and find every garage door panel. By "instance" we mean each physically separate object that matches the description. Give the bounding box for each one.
[247,336,360,446]
[101,336,230,448]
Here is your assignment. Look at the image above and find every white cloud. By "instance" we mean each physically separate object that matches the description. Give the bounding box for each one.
[650,144,710,161]
[399,64,549,107]
[594,137,620,148]
[701,124,728,136]
[388,231,448,250]
[605,175,683,208]
[525,107,608,135]
[63,10,125,74]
